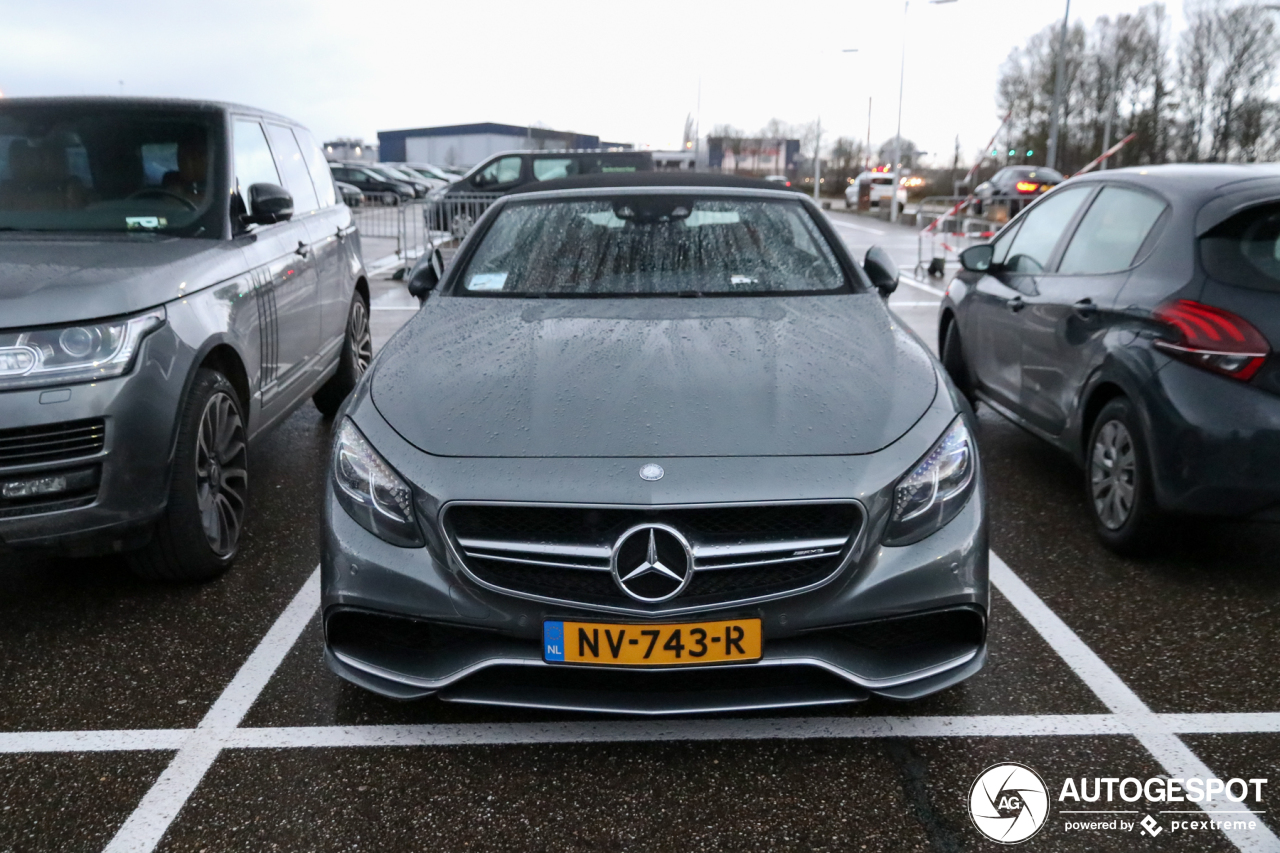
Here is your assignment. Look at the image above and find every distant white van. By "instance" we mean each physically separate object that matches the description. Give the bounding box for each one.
[846,171,907,208]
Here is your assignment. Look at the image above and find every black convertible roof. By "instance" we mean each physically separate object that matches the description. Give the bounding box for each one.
[508,172,785,194]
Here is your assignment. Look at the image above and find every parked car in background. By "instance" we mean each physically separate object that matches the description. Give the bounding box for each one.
[357,163,431,198]
[846,171,907,209]
[392,163,452,187]
[335,180,364,207]
[972,166,1064,220]
[437,149,653,199]
[0,97,370,580]
[327,172,988,714]
[763,174,795,189]
[941,164,1280,553]
[329,163,414,205]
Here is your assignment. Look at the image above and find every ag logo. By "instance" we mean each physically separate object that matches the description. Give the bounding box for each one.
[969,763,1050,844]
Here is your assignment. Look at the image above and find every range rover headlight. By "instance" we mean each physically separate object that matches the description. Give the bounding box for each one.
[332,418,424,547]
[884,417,976,546]
[0,307,165,391]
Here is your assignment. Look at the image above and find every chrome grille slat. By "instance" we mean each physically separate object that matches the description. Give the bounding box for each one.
[444,502,864,612]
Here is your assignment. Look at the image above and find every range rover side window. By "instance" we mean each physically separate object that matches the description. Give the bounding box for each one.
[266,123,320,215]
[293,127,336,208]
[472,156,522,189]
[233,119,281,215]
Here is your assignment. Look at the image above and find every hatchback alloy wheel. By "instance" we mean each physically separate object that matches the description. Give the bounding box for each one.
[1090,419,1136,530]
[195,390,248,556]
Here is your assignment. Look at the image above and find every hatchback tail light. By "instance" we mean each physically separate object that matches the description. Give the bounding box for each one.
[1152,299,1270,381]
[1015,181,1039,193]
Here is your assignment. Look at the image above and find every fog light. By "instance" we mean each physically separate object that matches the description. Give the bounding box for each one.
[1,475,68,499]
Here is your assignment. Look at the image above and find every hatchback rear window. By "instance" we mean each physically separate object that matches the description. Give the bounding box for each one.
[1200,202,1280,293]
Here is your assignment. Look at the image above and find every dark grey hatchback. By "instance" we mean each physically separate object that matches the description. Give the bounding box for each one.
[941,164,1280,552]
[0,97,370,580]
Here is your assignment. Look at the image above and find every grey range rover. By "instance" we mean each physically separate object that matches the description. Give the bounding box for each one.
[0,97,370,580]
[323,174,989,714]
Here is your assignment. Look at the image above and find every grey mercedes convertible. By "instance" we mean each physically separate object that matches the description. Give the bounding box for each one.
[322,174,988,714]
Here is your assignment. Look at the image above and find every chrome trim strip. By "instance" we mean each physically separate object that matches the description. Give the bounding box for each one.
[332,645,979,693]
[694,549,843,571]
[691,537,848,558]
[463,550,611,572]
[456,537,611,559]
[439,499,866,618]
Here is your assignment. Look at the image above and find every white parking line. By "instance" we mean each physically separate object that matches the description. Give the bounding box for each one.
[898,272,947,298]
[991,554,1280,852]
[102,568,321,853]
[13,554,1276,852]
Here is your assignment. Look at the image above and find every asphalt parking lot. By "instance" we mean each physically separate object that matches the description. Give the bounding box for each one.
[3,211,1279,853]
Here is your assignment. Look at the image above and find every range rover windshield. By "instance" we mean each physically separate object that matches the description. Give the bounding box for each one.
[455,195,852,297]
[0,105,220,236]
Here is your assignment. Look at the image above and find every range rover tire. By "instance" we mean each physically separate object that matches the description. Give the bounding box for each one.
[313,289,373,417]
[129,369,248,582]
[1086,397,1163,555]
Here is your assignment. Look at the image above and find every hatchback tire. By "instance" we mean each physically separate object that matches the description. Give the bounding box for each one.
[1086,397,1163,555]
[942,321,977,408]
[129,369,248,582]
[314,289,373,417]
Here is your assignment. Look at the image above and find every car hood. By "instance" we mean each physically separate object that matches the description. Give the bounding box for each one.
[371,294,938,458]
[0,235,247,327]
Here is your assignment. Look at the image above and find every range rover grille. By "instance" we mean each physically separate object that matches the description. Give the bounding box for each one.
[0,419,106,468]
[444,502,863,611]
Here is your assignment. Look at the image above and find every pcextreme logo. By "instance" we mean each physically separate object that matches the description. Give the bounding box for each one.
[968,763,1268,843]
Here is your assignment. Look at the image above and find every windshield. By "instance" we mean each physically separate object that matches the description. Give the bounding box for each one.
[0,105,221,235]
[454,195,851,297]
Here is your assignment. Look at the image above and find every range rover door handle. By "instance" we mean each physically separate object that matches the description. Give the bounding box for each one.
[294,240,310,258]
[1074,298,1098,318]
[1007,295,1025,313]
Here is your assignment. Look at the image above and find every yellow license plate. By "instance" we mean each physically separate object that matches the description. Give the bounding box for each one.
[543,618,761,666]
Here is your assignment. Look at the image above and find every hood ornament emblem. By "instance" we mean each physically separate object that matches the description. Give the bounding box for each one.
[639,463,664,481]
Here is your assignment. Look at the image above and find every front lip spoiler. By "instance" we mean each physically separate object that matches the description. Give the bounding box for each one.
[330,645,980,694]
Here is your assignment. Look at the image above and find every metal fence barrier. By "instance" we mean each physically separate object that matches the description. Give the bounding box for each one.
[914,196,1006,279]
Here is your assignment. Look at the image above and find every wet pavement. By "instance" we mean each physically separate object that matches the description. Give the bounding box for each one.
[2,211,1278,852]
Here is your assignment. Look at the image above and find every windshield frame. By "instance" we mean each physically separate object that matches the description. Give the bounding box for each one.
[0,101,231,239]
[442,187,870,299]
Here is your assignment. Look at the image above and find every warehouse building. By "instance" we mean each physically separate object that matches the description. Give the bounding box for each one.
[377,122,631,170]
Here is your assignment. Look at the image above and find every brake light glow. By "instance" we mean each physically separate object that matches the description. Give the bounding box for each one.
[1152,299,1270,381]
[1015,181,1039,193]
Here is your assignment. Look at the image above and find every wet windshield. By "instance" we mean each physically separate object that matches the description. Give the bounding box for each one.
[0,105,220,235]
[455,195,851,297]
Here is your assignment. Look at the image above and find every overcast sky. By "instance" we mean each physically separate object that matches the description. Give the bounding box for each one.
[3,0,1186,165]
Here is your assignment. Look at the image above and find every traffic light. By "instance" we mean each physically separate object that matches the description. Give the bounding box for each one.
[1026,149,1034,156]
[1008,148,1016,156]
[991,149,998,156]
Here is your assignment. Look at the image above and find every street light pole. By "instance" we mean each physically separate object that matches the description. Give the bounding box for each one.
[890,0,956,224]
[1046,0,1071,170]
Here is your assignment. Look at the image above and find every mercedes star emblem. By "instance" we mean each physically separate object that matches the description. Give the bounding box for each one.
[611,523,693,603]
[639,463,664,481]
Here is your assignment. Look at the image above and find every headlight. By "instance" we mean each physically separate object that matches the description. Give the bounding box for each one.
[884,417,976,546]
[0,307,165,391]
[332,418,424,547]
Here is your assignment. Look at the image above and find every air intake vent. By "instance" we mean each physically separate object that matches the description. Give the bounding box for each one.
[0,419,106,468]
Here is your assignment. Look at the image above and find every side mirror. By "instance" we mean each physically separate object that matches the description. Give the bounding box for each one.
[959,244,996,273]
[245,183,293,225]
[407,248,446,302]
[863,245,899,296]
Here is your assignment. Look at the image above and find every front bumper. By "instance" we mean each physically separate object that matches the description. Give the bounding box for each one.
[321,381,989,713]
[0,325,187,553]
